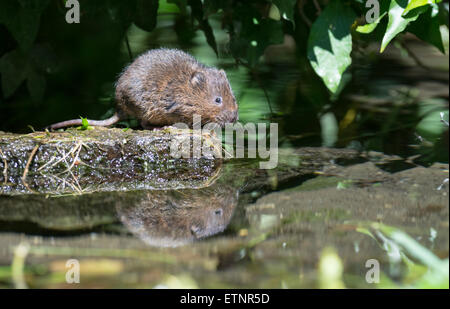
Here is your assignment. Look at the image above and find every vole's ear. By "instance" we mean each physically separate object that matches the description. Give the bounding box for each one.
[190,71,206,88]
[219,69,227,77]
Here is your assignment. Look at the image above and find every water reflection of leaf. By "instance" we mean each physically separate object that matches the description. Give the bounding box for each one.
[356,222,449,288]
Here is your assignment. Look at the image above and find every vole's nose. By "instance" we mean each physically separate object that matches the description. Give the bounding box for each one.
[223,109,238,124]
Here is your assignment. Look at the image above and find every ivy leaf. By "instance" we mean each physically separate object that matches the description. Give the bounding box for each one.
[356,11,387,34]
[0,48,50,101]
[272,0,296,26]
[0,50,28,98]
[408,5,446,53]
[307,0,356,93]
[403,0,442,16]
[380,0,428,53]
[0,0,50,51]
[105,0,135,26]
[416,99,448,142]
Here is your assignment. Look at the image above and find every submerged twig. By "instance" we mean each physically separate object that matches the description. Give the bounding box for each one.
[0,148,7,184]
[21,145,39,192]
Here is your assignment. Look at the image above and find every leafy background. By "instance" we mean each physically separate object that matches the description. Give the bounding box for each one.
[0,0,448,163]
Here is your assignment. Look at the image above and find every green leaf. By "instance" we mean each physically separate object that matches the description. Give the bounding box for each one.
[307,0,356,93]
[403,0,441,16]
[188,0,218,56]
[29,43,59,74]
[105,0,135,26]
[356,222,449,288]
[268,3,281,21]
[80,117,90,130]
[133,0,159,32]
[0,50,28,98]
[27,68,46,102]
[0,47,51,101]
[0,0,50,51]
[272,0,296,26]
[416,99,448,142]
[167,0,187,14]
[408,5,446,53]
[231,19,284,67]
[356,11,387,34]
[380,0,427,53]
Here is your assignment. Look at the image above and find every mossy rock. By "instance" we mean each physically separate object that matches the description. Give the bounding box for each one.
[0,127,222,196]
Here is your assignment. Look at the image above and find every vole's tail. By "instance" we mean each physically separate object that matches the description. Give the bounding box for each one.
[47,113,121,130]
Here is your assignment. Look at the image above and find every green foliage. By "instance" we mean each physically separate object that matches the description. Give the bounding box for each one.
[78,117,91,131]
[0,0,50,51]
[403,0,442,16]
[307,0,356,93]
[272,0,297,25]
[188,0,218,56]
[0,0,448,129]
[0,47,51,102]
[408,3,447,53]
[356,0,447,53]
[230,16,284,67]
[416,98,448,142]
[4,0,447,101]
[381,0,426,53]
[356,11,387,34]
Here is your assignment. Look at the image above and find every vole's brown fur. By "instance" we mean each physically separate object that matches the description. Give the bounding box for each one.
[49,48,238,130]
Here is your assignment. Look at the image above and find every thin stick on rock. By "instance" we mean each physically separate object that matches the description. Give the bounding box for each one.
[21,144,39,192]
[0,148,7,184]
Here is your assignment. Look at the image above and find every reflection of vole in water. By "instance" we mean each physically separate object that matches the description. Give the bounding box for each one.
[49,48,238,130]
[116,185,238,247]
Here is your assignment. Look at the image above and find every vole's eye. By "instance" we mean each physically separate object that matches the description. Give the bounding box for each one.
[215,96,222,105]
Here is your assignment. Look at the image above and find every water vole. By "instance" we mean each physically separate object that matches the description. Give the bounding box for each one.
[116,184,238,247]
[49,48,238,130]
